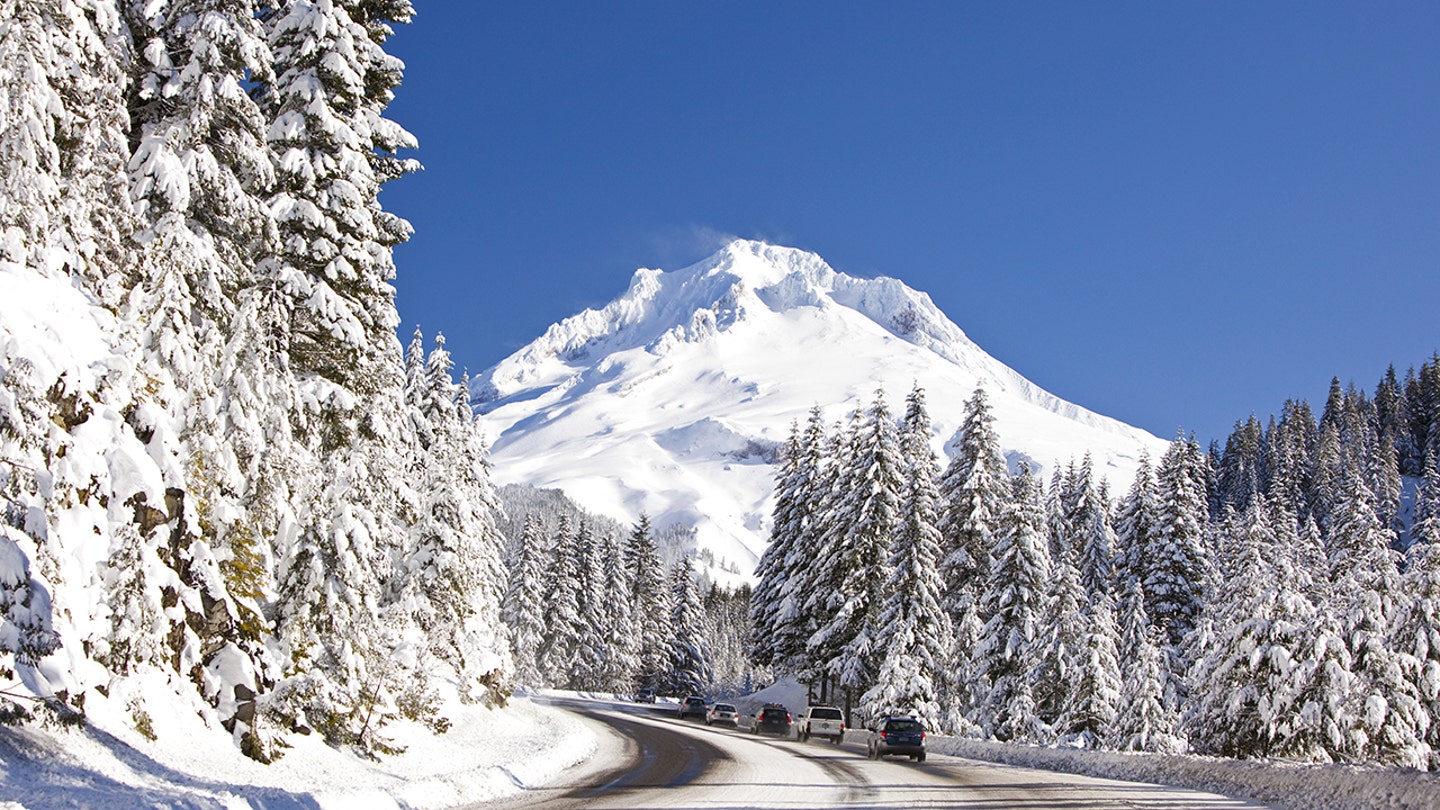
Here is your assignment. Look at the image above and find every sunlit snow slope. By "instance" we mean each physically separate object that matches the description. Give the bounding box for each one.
[473,240,1167,581]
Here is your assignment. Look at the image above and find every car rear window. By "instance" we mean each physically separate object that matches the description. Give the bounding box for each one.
[715,704,735,712]
[762,709,787,720]
[885,719,923,732]
[811,708,842,720]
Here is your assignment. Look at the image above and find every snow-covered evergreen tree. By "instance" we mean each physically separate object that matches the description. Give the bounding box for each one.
[861,385,950,730]
[772,407,829,685]
[972,464,1050,741]
[810,391,902,704]
[1399,535,1440,769]
[501,514,546,689]
[1187,496,1312,758]
[1114,452,1159,596]
[601,533,639,693]
[750,420,801,672]
[1110,580,1183,752]
[1072,457,1117,602]
[624,514,672,691]
[1327,470,1430,768]
[1412,455,1440,551]
[937,386,1007,630]
[667,555,711,695]
[538,516,582,687]
[571,521,609,690]
[1029,553,1084,732]
[1150,434,1211,682]
[1058,595,1122,746]
[393,332,509,700]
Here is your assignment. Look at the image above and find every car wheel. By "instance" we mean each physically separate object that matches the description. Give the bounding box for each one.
[917,752,927,763]
[831,735,842,746]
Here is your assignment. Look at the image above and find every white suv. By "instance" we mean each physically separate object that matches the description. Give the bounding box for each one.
[796,705,845,744]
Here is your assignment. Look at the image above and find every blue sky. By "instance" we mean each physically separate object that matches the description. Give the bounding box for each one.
[383,2,1439,445]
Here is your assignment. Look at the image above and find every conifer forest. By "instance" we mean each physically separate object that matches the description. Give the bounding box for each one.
[2,0,1440,780]
[752,372,1440,769]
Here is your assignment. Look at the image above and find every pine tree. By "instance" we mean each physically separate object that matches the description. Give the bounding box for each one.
[861,385,951,731]
[1370,435,1403,537]
[9,0,136,306]
[1328,470,1430,768]
[937,387,1008,630]
[972,465,1050,741]
[803,412,859,698]
[601,534,639,693]
[667,555,711,696]
[501,514,547,689]
[256,0,417,397]
[571,521,609,690]
[393,332,509,699]
[811,391,903,704]
[1150,435,1210,652]
[624,515,672,691]
[1187,496,1313,759]
[251,0,421,753]
[1114,452,1160,595]
[1216,416,1265,512]
[1268,399,1317,522]
[1030,553,1084,730]
[1110,580,1182,752]
[1398,537,1440,769]
[99,522,181,677]
[1058,595,1122,746]
[1072,457,1117,602]
[751,420,803,671]
[1410,455,1440,551]
[538,516,583,687]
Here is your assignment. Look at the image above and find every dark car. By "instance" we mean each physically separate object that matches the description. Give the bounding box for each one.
[752,703,792,736]
[678,695,707,720]
[633,689,656,703]
[867,716,926,762]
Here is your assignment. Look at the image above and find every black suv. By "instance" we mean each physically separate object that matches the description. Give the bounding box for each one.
[678,695,707,720]
[867,716,926,762]
[752,703,792,736]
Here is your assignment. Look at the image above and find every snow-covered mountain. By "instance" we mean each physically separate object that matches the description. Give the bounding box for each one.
[473,240,1167,580]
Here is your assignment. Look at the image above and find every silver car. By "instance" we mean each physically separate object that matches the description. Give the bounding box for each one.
[706,702,739,727]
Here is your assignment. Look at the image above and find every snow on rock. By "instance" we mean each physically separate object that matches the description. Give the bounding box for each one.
[474,240,1168,581]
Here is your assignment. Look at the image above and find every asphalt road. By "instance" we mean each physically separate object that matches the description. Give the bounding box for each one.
[481,697,1268,810]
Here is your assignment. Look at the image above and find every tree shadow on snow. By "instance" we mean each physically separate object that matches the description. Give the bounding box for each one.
[0,723,325,809]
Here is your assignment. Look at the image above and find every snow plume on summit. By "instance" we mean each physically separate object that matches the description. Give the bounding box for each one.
[474,240,1166,581]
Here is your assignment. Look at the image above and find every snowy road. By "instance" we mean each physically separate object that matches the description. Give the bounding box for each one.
[478,697,1271,809]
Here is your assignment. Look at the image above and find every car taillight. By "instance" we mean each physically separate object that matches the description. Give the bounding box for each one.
[839,723,845,732]
[880,731,888,739]
[786,713,792,723]
[921,731,927,740]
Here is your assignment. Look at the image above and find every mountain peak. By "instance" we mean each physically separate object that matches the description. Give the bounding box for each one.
[693,239,837,289]
[473,243,1165,582]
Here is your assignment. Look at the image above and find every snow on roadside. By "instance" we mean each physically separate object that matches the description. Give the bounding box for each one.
[0,682,597,809]
[738,678,1438,810]
[923,736,1439,810]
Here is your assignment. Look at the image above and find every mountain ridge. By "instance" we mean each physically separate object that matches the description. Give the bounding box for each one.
[472,240,1167,580]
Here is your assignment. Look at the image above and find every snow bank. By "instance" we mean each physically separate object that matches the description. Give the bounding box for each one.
[0,688,597,809]
[923,736,1439,810]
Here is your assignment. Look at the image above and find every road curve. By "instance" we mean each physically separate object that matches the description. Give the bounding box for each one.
[483,697,1270,810]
